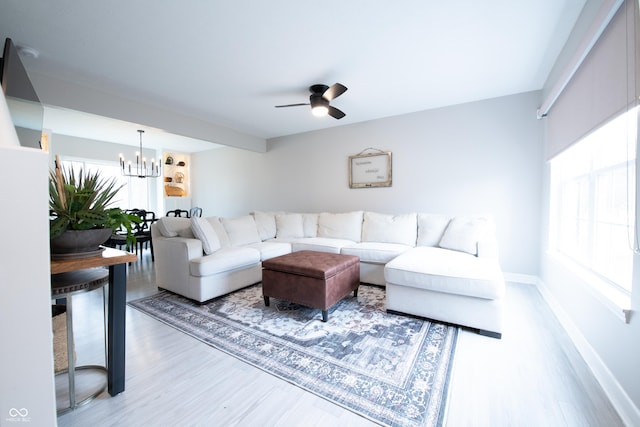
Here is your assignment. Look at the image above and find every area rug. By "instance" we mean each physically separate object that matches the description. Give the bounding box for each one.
[129,284,458,427]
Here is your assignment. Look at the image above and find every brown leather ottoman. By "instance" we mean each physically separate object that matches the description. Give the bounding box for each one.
[262,250,360,322]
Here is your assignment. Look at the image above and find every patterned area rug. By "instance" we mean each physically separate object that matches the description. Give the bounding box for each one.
[129,284,458,427]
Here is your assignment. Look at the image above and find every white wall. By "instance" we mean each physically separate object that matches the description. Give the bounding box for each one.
[0,93,57,425]
[190,145,266,218]
[192,91,543,276]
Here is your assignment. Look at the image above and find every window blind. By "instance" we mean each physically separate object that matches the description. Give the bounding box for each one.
[544,0,637,160]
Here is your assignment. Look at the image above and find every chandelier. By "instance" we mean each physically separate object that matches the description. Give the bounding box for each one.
[119,130,161,178]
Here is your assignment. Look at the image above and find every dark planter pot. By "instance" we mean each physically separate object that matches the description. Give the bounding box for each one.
[50,228,113,260]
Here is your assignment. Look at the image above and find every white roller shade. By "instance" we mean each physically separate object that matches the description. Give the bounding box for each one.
[545,0,637,160]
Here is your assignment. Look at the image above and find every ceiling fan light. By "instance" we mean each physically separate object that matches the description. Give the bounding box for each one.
[312,105,329,116]
[310,95,329,117]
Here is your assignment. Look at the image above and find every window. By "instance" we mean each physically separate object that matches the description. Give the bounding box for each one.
[60,158,154,211]
[549,108,636,295]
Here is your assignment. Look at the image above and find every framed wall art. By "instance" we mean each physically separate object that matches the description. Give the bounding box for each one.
[349,149,392,188]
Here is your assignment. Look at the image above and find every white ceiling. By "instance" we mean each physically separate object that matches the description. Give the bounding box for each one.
[1,0,586,151]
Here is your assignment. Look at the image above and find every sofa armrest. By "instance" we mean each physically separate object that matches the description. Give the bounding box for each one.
[155,236,203,259]
[153,236,204,289]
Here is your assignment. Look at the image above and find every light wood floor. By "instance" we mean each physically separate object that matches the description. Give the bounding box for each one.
[55,249,624,427]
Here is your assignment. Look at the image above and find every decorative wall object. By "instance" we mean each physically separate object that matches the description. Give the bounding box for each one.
[349,148,392,188]
[163,151,190,197]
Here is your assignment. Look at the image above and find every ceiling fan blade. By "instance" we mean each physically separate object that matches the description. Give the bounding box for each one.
[323,83,347,101]
[328,106,346,119]
[275,103,309,108]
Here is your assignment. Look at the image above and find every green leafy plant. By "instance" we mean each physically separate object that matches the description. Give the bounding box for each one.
[49,162,140,247]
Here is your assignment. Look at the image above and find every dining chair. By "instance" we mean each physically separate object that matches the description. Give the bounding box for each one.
[189,207,203,218]
[132,210,156,261]
[166,209,190,218]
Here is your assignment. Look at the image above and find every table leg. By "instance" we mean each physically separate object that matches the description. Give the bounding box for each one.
[107,263,127,396]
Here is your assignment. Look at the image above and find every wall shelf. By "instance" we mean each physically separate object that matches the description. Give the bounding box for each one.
[163,152,190,198]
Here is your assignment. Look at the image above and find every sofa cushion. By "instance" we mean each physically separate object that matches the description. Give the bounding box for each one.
[189,247,261,277]
[384,246,504,300]
[221,215,261,247]
[301,213,318,237]
[244,241,292,261]
[155,217,191,238]
[317,211,363,242]
[439,216,488,255]
[291,237,356,254]
[190,217,221,255]
[275,213,305,239]
[416,214,451,247]
[252,211,278,240]
[204,217,231,248]
[341,242,412,264]
[362,212,417,246]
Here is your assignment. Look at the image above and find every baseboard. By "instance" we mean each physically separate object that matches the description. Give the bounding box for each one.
[502,272,538,285]
[536,278,640,427]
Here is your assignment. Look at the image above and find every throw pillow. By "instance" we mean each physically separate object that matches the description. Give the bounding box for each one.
[155,217,191,238]
[190,217,221,255]
[275,213,305,239]
[438,216,487,255]
[155,217,178,237]
[416,214,451,247]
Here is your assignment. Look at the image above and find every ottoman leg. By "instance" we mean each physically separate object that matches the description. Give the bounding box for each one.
[321,310,328,322]
[264,296,270,306]
[354,288,358,297]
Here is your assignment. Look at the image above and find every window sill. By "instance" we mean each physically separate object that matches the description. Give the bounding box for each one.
[548,251,631,324]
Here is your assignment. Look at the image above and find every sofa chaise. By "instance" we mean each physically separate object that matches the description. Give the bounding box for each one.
[151,210,505,337]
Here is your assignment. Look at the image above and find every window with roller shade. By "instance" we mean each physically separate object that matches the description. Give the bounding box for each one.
[549,108,636,294]
[543,0,637,309]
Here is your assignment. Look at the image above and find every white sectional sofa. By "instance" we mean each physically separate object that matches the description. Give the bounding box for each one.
[151,210,505,337]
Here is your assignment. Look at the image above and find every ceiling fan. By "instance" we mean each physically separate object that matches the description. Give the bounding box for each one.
[275,83,348,119]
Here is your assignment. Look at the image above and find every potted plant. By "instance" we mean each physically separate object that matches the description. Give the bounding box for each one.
[49,156,140,259]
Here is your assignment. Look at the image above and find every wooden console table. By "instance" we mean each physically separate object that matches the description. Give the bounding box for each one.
[51,247,137,396]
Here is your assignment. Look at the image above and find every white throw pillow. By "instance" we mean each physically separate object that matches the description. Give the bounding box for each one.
[416,214,451,247]
[221,215,261,247]
[317,211,363,242]
[438,216,488,255]
[275,213,305,239]
[156,217,178,237]
[190,217,221,255]
[252,211,277,240]
[362,212,417,246]
[155,217,192,238]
